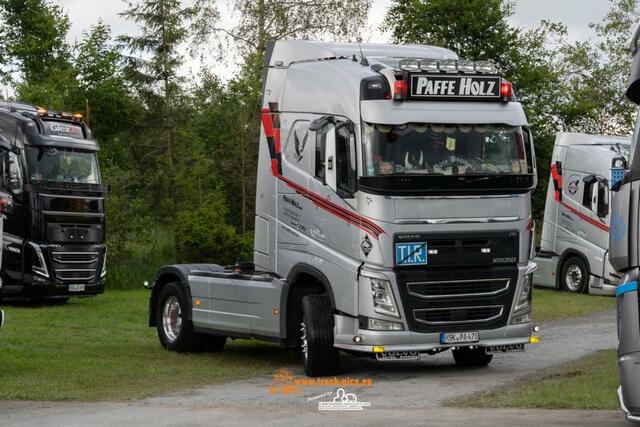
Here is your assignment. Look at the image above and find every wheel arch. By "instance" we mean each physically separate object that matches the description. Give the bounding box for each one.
[148,263,224,327]
[283,263,335,346]
[556,249,591,290]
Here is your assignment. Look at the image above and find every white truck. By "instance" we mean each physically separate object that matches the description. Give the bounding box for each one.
[146,41,539,376]
[535,133,630,295]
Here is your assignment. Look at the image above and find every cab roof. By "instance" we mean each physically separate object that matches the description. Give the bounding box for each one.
[267,40,458,67]
[555,132,631,146]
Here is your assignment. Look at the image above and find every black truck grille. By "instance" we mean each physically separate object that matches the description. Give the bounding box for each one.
[414,305,504,325]
[394,231,519,333]
[51,250,102,284]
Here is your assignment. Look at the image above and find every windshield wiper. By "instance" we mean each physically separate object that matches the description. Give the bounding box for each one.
[429,175,496,191]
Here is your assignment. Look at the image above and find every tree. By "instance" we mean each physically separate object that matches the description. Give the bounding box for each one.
[213,0,372,233]
[0,0,77,107]
[119,0,218,257]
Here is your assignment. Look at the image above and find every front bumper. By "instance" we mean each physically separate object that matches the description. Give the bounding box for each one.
[334,314,532,353]
[619,386,640,423]
[1,280,105,300]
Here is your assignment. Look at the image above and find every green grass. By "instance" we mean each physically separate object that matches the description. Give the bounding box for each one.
[532,287,616,322]
[449,349,619,409]
[0,290,296,401]
[0,281,617,402]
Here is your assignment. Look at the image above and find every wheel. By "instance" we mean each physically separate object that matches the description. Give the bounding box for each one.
[301,295,339,376]
[560,256,589,293]
[452,347,493,367]
[155,282,205,352]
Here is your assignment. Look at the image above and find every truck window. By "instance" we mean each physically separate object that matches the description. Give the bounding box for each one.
[315,126,329,181]
[5,151,22,194]
[336,125,357,196]
[582,176,597,209]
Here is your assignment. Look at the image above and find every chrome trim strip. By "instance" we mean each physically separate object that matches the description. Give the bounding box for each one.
[52,252,100,264]
[39,193,104,200]
[42,211,104,218]
[407,278,510,300]
[395,217,520,225]
[413,305,504,326]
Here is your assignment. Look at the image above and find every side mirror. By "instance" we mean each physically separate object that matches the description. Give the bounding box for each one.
[324,125,336,191]
[596,180,609,218]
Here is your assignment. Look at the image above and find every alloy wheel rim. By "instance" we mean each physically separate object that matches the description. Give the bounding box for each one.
[162,296,182,342]
[565,265,584,291]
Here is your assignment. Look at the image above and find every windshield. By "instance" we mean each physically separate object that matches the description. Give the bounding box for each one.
[26,146,101,184]
[363,123,530,177]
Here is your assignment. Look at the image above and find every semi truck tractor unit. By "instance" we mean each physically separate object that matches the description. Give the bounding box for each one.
[535,133,629,295]
[149,41,539,376]
[0,102,107,302]
[615,22,640,423]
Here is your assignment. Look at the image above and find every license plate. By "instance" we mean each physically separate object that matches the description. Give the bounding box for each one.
[68,284,85,292]
[440,331,479,344]
[395,242,428,266]
[375,351,420,361]
[486,344,525,354]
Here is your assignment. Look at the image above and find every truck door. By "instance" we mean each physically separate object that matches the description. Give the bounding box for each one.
[0,146,25,284]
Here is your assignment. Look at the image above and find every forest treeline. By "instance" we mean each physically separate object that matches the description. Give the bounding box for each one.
[0,0,636,276]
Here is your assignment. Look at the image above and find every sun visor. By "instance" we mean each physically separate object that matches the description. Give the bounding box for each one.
[360,100,528,126]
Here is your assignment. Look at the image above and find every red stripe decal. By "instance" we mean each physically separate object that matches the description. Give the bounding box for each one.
[261,113,385,239]
[261,108,275,138]
[557,200,609,232]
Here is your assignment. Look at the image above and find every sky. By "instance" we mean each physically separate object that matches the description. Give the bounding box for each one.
[60,0,614,77]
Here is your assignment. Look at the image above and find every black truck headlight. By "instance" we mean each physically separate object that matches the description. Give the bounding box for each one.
[515,273,533,311]
[371,278,400,318]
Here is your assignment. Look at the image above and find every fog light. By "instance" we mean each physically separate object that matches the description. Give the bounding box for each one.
[353,336,362,343]
[372,346,385,353]
[529,336,540,344]
[511,312,531,324]
[367,318,404,331]
[533,325,540,333]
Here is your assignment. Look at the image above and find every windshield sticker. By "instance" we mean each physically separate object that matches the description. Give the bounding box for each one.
[446,137,456,151]
[44,121,83,138]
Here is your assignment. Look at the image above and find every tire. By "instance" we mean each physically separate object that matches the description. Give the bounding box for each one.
[452,347,493,367]
[560,256,589,294]
[301,295,339,376]
[155,282,205,352]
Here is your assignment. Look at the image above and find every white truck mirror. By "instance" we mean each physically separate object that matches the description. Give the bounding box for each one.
[324,125,337,191]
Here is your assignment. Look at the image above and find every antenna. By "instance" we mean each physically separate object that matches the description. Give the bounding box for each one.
[357,39,369,66]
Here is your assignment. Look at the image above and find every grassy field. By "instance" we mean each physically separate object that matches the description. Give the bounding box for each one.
[449,349,619,409]
[532,287,616,322]
[0,284,617,402]
[0,290,296,401]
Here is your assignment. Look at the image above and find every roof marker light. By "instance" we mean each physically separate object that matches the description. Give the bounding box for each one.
[419,60,439,72]
[36,107,47,116]
[438,59,457,73]
[457,60,476,73]
[399,59,420,72]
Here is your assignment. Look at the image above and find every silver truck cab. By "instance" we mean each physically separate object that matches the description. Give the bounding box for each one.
[535,133,629,295]
[149,41,539,376]
[612,21,640,423]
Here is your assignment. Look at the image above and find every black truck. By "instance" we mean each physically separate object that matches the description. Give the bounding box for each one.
[0,101,107,302]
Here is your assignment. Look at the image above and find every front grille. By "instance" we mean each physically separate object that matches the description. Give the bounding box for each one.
[396,265,518,333]
[55,269,95,281]
[52,252,99,264]
[49,248,103,284]
[414,305,504,325]
[407,278,510,299]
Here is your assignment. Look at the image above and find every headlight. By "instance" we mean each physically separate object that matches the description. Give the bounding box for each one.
[371,278,400,318]
[29,242,49,278]
[515,273,532,311]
